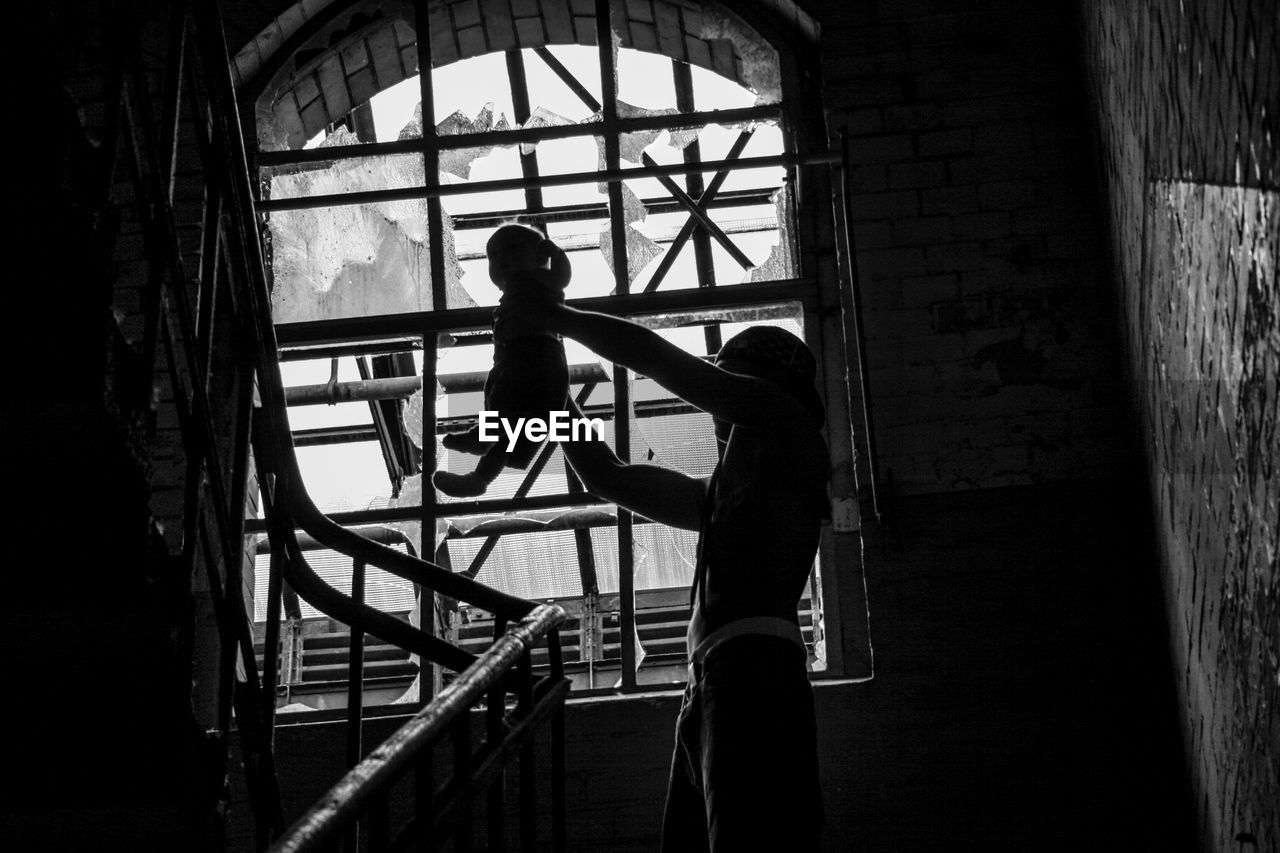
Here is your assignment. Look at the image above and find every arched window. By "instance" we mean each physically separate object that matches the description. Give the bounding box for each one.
[242,0,867,704]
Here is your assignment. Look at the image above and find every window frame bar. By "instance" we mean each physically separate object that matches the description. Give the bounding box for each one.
[254,103,782,168]
[257,150,837,212]
[641,128,754,293]
[593,0,639,691]
[256,6,849,689]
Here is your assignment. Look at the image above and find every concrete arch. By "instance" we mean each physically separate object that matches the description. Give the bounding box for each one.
[235,0,820,150]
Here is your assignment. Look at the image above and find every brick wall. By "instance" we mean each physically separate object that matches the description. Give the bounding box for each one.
[206,2,1197,850]
[240,0,764,148]
[96,0,1265,847]
[822,0,1128,496]
[1079,0,1279,849]
[221,0,1132,498]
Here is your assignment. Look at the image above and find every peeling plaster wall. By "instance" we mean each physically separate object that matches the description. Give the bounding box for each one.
[1079,0,1279,849]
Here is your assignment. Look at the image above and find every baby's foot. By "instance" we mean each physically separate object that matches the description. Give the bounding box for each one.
[433,469,490,498]
[441,431,487,456]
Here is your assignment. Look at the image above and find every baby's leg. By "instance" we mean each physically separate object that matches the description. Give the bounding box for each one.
[505,429,543,469]
[432,442,508,497]
[441,426,489,456]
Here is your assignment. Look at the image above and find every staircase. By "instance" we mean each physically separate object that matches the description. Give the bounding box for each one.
[2,2,569,850]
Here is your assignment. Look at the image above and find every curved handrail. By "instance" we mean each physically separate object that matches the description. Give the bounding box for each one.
[281,447,535,621]
[257,386,535,673]
[255,362,540,671]
[191,0,541,673]
[267,604,566,853]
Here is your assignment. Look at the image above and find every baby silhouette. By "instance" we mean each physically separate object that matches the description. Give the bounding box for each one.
[432,223,571,498]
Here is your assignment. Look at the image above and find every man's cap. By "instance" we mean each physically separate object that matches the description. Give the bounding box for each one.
[715,326,824,426]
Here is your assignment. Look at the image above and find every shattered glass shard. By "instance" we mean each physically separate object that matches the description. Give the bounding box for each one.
[268,152,472,322]
[747,186,794,283]
[387,474,450,556]
[394,102,519,180]
[620,183,648,225]
[696,0,782,105]
[599,223,663,287]
[518,106,577,155]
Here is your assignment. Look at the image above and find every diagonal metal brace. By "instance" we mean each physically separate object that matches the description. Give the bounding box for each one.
[644,128,755,292]
[532,47,757,272]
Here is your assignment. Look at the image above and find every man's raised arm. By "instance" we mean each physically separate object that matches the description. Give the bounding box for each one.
[558,398,705,531]
[499,302,810,429]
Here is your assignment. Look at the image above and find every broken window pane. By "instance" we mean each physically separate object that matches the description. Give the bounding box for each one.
[696,0,782,106]
[586,523,697,595]
[747,186,795,284]
[599,221,664,288]
[265,133,426,199]
[518,106,579,154]
[528,136,607,208]
[427,52,517,136]
[253,545,416,622]
[462,529,587,600]
[267,198,471,322]
[255,13,814,689]
[438,145,528,217]
[385,473,451,557]
[523,46,606,123]
[295,439,397,515]
[617,50,678,110]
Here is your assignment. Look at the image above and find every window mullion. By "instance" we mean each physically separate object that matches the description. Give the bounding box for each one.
[673,59,722,354]
[566,383,602,599]
[505,49,545,214]
[414,0,445,708]
[596,0,637,690]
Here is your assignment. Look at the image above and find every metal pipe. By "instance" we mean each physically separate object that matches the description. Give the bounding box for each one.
[282,363,611,406]
[838,128,882,521]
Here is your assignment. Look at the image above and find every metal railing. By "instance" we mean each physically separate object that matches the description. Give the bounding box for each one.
[113,1,570,848]
[269,605,568,853]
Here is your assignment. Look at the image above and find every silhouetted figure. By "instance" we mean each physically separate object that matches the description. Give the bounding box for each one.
[433,224,570,497]
[497,297,829,851]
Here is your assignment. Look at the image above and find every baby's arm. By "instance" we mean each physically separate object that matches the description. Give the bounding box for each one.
[528,240,571,293]
[546,241,571,288]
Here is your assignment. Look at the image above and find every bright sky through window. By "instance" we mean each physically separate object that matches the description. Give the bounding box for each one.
[270,41,799,618]
[283,44,786,437]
